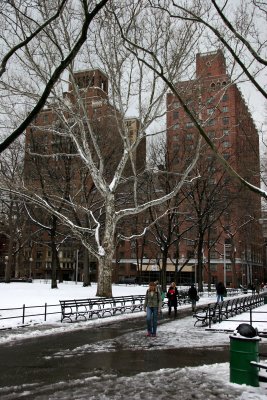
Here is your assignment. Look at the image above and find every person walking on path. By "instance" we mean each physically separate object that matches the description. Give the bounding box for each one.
[144,282,162,337]
[167,282,178,317]
[188,284,199,312]
[216,281,226,303]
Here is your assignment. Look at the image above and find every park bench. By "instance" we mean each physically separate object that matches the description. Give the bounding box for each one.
[193,294,264,327]
[60,295,146,323]
[250,361,267,382]
[220,299,233,319]
[193,302,231,327]
[177,291,191,305]
[225,288,240,296]
[193,307,209,326]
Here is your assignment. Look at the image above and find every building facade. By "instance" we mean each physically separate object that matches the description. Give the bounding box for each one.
[166,50,265,287]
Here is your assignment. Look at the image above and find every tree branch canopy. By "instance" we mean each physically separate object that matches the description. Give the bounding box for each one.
[0,0,109,153]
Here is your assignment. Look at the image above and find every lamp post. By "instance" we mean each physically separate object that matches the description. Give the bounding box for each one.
[4,255,9,282]
[242,273,245,287]
[29,257,33,279]
[75,249,79,284]
[179,254,185,286]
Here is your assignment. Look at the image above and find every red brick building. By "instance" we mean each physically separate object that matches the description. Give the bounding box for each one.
[166,50,265,287]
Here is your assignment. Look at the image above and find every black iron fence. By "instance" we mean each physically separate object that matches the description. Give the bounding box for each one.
[0,303,60,326]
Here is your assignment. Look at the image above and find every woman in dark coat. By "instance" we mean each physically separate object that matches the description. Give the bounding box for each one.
[167,282,178,317]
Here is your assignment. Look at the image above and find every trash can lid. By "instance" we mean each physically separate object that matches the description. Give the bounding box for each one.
[235,323,258,338]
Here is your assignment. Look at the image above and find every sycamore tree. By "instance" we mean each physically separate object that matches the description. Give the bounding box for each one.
[1,1,265,296]
[0,3,202,296]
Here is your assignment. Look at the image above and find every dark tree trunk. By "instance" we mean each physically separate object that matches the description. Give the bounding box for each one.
[50,215,58,289]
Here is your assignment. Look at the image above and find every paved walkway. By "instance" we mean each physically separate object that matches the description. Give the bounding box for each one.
[0,305,266,399]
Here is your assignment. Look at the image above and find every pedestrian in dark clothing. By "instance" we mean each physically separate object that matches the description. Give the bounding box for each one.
[188,284,198,312]
[167,282,178,317]
[216,281,226,302]
[251,283,256,295]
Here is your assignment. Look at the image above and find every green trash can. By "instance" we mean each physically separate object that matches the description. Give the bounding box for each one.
[230,334,261,387]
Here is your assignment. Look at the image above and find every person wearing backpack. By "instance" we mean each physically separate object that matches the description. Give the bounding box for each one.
[167,282,178,317]
[144,282,162,337]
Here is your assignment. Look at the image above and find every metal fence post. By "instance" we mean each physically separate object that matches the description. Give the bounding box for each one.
[22,304,25,324]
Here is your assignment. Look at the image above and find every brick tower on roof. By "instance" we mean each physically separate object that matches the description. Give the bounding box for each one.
[196,50,226,78]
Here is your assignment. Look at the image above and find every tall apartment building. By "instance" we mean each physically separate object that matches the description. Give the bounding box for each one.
[22,69,146,281]
[166,50,265,287]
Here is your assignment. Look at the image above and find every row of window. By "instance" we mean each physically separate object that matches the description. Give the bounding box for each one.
[172,105,229,120]
[171,93,229,110]
[172,129,229,141]
[170,116,230,130]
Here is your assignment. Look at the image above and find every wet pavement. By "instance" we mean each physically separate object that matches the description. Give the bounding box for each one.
[0,309,266,399]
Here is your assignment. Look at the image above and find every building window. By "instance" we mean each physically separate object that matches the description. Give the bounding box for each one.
[36,261,42,270]
[208,131,215,139]
[173,111,179,119]
[222,106,228,113]
[186,133,193,140]
[223,129,229,136]
[173,123,179,129]
[209,177,216,184]
[207,119,215,126]
[173,101,180,109]
[223,117,229,125]
[223,153,230,160]
[207,108,215,115]
[185,121,194,128]
[208,165,216,173]
[186,143,195,150]
[223,141,230,148]
[222,94,228,101]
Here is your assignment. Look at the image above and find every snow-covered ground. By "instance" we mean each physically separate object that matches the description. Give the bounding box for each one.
[0,281,266,399]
